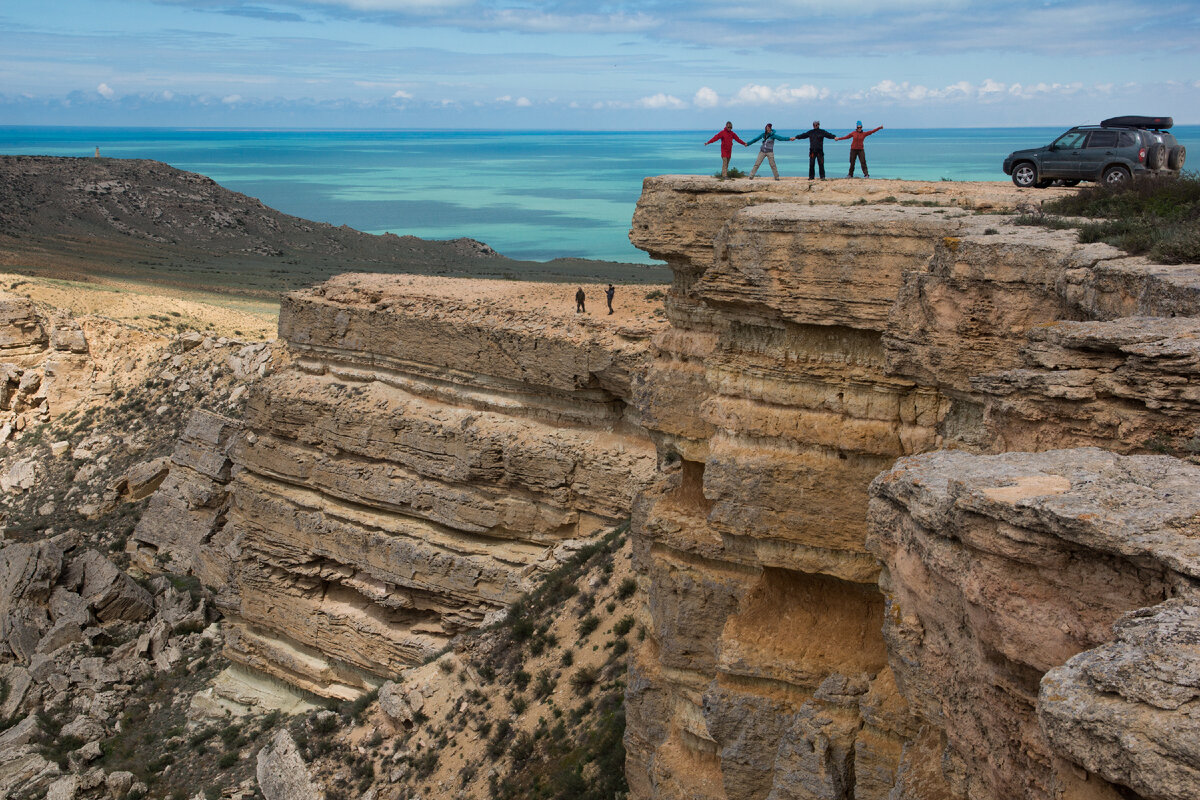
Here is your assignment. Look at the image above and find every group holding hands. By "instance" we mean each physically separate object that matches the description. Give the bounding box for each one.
[705,120,883,181]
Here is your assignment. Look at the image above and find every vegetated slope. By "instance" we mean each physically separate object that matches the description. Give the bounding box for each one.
[0,156,669,298]
[1019,171,1200,263]
[291,523,639,800]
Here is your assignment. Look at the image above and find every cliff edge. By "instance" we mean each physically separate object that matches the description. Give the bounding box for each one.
[624,175,1200,800]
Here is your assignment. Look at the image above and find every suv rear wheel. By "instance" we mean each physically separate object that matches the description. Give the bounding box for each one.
[1168,146,1187,170]
[1012,162,1038,188]
[1102,165,1131,186]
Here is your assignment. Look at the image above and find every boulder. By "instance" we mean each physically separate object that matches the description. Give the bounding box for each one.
[1040,599,1200,800]
[256,729,321,800]
[65,550,154,623]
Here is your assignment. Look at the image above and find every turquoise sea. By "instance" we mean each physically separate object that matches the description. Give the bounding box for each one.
[2,127,1195,265]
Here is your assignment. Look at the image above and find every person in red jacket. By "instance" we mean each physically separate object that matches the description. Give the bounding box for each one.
[836,121,883,178]
[705,122,747,179]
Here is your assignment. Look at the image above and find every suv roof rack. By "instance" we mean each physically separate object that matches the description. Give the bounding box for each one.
[1100,115,1173,130]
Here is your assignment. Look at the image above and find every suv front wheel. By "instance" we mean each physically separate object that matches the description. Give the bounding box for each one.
[1012,162,1038,188]
[1102,165,1131,186]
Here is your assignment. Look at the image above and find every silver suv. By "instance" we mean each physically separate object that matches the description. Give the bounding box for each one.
[1003,116,1185,188]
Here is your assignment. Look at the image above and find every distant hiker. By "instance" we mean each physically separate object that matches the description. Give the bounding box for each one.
[793,121,837,180]
[705,122,747,179]
[606,284,615,314]
[744,123,790,180]
[837,121,884,178]
[94,147,100,158]
[576,287,586,313]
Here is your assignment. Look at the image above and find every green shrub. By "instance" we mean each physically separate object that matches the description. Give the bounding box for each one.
[612,616,635,637]
[616,578,637,600]
[1023,172,1200,264]
[577,615,600,639]
[569,667,599,696]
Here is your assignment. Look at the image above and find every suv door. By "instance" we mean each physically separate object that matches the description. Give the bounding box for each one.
[1080,129,1121,179]
[1040,130,1088,178]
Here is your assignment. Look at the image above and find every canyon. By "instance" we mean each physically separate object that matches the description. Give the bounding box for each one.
[4,172,1197,800]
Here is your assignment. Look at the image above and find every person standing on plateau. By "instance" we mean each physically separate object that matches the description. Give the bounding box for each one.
[836,121,884,178]
[792,121,837,180]
[705,122,747,179]
[744,123,791,180]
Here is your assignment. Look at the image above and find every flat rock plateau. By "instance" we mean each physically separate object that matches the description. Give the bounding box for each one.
[1,162,1198,800]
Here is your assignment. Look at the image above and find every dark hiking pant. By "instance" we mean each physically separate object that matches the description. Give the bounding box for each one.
[849,150,868,177]
[808,151,826,179]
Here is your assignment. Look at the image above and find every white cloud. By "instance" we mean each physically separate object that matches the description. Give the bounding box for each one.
[97,83,115,99]
[1006,81,1083,99]
[694,86,719,108]
[638,93,686,110]
[515,96,532,107]
[222,94,243,104]
[161,90,175,101]
[730,83,828,105]
[392,89,413,99]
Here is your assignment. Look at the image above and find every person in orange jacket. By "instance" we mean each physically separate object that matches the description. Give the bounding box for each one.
[705,122,747,179]
[836,121,883,178]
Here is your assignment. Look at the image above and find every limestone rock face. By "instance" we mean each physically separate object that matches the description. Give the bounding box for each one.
[1039,598,1200,800]
[134,275,663,696]
[868,448,1200,800]
[625,176,1200,800]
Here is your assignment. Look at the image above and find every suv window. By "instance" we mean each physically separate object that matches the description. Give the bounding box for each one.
[1119,131,1138,147]
[1086,130,1120,148]
[1052,131,1088,150]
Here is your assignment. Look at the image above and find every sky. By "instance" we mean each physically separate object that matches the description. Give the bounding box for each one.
[2,0,1198,129]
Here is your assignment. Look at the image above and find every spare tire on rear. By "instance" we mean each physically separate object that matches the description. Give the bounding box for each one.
[1146,144,1166,170]
[1167,146,1187,170]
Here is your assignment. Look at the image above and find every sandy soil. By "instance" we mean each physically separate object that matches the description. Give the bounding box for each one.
[0,272,279,340]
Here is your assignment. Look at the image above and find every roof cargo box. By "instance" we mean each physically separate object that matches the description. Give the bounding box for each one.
[1101,115,1173,130]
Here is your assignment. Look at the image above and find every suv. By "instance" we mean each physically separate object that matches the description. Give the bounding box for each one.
[1003,116,1186,188]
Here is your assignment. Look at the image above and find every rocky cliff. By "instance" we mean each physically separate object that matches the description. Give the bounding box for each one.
[118,175,1200,800]
[132,275,664,698]
[624,176,1200,800]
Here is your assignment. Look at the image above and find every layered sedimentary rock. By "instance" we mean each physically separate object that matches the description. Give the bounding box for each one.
[134,276,663,697]
[869,449,1200,800]
[625,176,1200,800]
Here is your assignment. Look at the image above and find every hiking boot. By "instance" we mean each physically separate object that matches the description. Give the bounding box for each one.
[864,173,869,178]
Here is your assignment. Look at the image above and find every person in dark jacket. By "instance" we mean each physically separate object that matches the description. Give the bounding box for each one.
[576,287,586,313]
[792,121,837,180]
[744,123,791,180]
[705,122,747,179]
[605,284,615,314]
[836,121,884,178]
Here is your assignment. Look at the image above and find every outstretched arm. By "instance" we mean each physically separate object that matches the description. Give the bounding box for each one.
[733,133,747,146]
[865,126,883,137]
[823,130,837,140]
[835,133,852,141]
